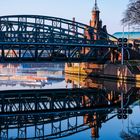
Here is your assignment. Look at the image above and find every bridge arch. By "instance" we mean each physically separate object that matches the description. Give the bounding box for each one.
[0,15,117,43]
[0,15,118,62]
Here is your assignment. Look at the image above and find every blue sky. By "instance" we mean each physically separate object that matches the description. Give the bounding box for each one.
[0,0,129,34]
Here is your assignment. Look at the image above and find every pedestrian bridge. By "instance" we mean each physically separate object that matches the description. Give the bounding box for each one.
[0,15,118,62]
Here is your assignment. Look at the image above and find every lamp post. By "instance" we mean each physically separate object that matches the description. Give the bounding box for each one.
[121,25,125,65]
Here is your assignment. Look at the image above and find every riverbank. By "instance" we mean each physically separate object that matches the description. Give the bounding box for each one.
[65,61,140,82]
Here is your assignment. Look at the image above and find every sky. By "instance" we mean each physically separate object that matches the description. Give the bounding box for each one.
[0,0,130,34]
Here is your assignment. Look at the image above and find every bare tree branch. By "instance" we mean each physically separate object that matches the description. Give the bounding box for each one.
[122,0,140,25]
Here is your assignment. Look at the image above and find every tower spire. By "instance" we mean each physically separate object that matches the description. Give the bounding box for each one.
[93,0,99,11]
[95,0,97,10]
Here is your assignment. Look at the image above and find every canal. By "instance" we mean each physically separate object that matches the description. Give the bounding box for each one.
[0,63,139,140]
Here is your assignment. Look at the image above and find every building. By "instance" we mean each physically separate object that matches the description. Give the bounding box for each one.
[113,31,140,51]
[113,32,140,40]
[65,0,105,76]
[65,1,140,81]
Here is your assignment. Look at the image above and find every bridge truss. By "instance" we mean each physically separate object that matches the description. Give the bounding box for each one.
[0,15,118,62]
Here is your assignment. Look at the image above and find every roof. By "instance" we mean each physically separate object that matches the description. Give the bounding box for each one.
[113,32,140,40]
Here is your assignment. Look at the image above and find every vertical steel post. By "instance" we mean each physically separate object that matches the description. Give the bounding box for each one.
[121,26,125,65]
[121,47,124,65]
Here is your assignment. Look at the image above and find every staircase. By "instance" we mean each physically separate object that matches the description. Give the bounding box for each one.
[127,87,139,96]
[126,61,140,74]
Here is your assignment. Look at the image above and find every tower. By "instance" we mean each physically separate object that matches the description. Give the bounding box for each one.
[90,0,102,29]
[65,0,104,75]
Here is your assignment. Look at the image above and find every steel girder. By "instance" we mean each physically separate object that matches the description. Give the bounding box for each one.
[0,15,118,62]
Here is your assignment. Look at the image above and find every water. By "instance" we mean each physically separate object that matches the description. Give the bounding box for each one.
[0,63,140,140]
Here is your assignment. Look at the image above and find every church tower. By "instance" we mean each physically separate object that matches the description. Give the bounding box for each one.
[65,0,104,76]
[88,0,102,40]
[90,0,102,29]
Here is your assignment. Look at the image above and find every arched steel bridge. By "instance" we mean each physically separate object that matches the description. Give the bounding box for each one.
[0,15,118,63]
[0,87,138,139]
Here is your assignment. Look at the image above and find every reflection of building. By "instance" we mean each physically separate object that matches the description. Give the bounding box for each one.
[0,63,64,88]
[65,74,137,139]
[83,95,108,139]
[83,113,100,139]
[65,74,134,93]
[65,74,140,139]
[21,63,64,69]
[0,64,19,75]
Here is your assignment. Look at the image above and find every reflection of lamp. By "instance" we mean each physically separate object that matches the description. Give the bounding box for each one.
[117,92,133,119]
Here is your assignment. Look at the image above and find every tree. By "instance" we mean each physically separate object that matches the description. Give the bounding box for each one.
[120,123,140,140]
[122,0,140,25]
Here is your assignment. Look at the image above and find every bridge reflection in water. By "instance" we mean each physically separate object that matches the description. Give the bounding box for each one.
[0,79,139,140]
